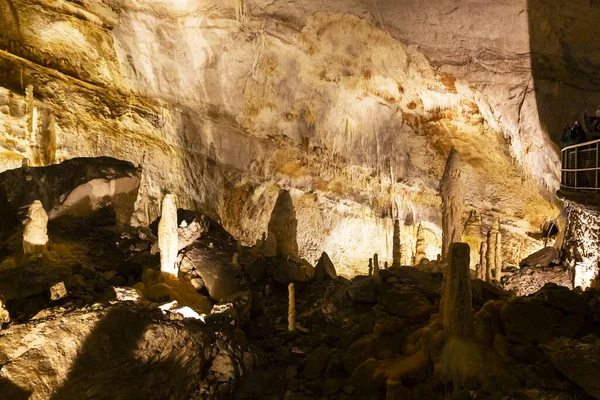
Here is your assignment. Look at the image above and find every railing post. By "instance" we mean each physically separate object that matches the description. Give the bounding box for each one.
[594,142,598,193]
[575,147,578,189]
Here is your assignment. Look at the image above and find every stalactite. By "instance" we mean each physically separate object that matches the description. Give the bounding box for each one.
[478,241,487,281]
[494,231,502,283]
[288,283,296,332]
[235,0,246,23]
[158,194,179,277]
[440,148,464,260]
[392,218,401,267]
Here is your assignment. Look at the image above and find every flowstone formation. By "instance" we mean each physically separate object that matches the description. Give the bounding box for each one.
[22,200,48,257]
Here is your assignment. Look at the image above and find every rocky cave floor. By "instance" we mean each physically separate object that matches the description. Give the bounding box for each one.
[0,207,599,400]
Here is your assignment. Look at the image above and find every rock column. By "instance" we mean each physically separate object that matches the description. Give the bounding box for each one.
[392,218,401,267]
[441,243,473,337]
[288,283,296,332]
[485,219,499,283]
[267,190,299,258]
[158,194,179,277]
[414,223,427,265]
[478,241,487,281]
[440,148,464,260]
[23,200,48,256]
[494,231,503,283]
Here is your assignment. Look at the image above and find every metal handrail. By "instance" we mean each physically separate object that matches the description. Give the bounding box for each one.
[561,139,600,192]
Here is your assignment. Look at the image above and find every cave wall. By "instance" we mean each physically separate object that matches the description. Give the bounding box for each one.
[0,0,584,275]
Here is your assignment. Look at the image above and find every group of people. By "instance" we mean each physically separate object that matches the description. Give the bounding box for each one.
[560,105,600,148]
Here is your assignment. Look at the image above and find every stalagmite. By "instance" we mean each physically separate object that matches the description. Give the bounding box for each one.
[440,148,464,260]
[373,253,380,279]
[368,258,373,276]
[440,243,473,337]
[494,231,502,283]
[267,190,299,257]
[478,241,487,281]
[414,223,427,265]
[288,283,296,332]
[158,194,179,277]
[485,219,499,283]
[23,200,48,256]
[392,218,401,267]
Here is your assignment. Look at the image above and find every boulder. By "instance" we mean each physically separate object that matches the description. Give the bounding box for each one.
[314,252,338,281]
[383,288,435,320]
[500,298,584,344]
[183,244,241,302]
[0,305,213,399]
[245,256,269,283]
[348,278,377,304]
[343,337,375,374]
[541,338,600,399]
[519,247,558,268]
[303,345,332,380]
[0,264,72,301]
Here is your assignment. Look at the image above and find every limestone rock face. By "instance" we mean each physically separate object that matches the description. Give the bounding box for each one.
[267,190,299,258]
[0,0,575,275]
[0,305,213,399]
[22,200,48,256]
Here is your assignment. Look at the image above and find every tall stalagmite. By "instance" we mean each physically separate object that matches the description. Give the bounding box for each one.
[23,200,48,256]
[478,241,487,281]
[392,219,401,267]
[414,223,427,265]
[440,243,473,336]
[288,283,296,332]
[373,253,380,279]
[158,194,179,277]
[267,190,299,257]
[440,148,464,260]
[486,219,500,283]
[494,231,503,282]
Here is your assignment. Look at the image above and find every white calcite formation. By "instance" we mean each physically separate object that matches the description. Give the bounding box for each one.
[440,243,473,337]
[158,194,179,277]
[440,148,464,261]
[562,203,600,289]
[22,200,48,256]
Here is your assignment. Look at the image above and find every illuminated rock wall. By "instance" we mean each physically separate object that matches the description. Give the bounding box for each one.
[0,0,573,275]
[562,203,600,290]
